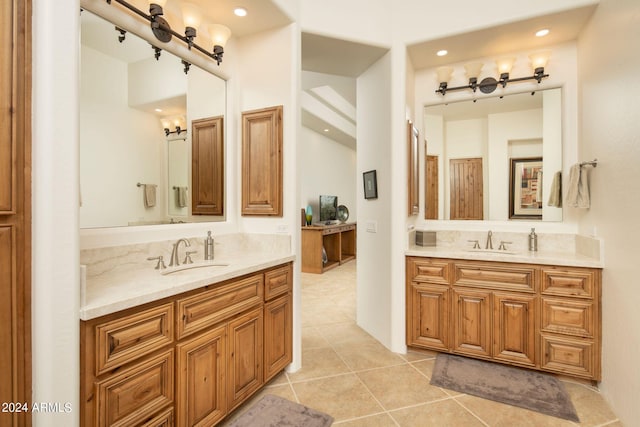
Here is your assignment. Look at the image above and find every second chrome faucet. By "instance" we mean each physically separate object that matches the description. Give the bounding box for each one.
[169,238,191,267]
[485,230,493,250]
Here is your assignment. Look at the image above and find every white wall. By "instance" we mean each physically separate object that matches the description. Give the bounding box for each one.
[577,0,640,424]
[300,127,357,221]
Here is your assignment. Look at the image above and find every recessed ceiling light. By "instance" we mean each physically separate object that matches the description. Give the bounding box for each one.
[323,129,329,132]
[155,108,163,112]
[234,7,248,17]
[535,29,550,37]
[437,50,448,57]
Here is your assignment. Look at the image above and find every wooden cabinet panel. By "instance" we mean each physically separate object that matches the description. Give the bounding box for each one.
[177,274,263,339]
[95,303,174,375]
[227,307,264,410]
[454,261,536,292]
[407,283,449,350]
[407,258,450,285]
[264,294,292,381]
[452,288,491,358]
[0,226,14,405]
[140,407,174,427]
[192,116,224,216]
[541,267,595,298]
[95,350,174,427]
[301,223,356,274]
[264,264,292,301]
[541,334,595,379]
[541,298,594,338]
[493,292,536,366]
[241,106,283,216]
[449,158,483,220]
[425,155,439,220]
[176,325,227,427]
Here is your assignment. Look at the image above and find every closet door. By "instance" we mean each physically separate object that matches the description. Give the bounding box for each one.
[0,0,31,426]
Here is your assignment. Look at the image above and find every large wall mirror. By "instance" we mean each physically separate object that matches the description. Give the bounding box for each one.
[423,87,562,222]
[80,10,226,228]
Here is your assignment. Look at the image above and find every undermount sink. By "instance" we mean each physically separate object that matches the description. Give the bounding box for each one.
[161,262,230,275]
[465,249,520,255]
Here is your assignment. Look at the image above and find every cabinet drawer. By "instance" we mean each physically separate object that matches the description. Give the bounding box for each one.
[177,274,263,339]
[407,257,450,285]
[264,263,292,300]
[95,303,174,375]
[95,350,174,427]
[542,298,594,337]
[541,334,596,379]
[140,407,174,427]
[541,267,597,298]
[454,262,535,292]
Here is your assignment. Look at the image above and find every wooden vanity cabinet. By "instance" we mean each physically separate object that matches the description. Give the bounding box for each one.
[81,262,293,427]
[406,257,601,380]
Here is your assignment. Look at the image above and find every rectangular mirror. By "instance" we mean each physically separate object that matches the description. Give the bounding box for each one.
[79,10,226,228]
[423,88,562,222]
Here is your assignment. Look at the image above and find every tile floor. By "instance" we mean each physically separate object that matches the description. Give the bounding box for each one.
[223,261,621,426]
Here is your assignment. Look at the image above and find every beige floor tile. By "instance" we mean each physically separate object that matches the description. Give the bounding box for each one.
[293,373,384,422]
[455,394,575,427]
[400,348,439,362]
[316,321,378,345]
[333,339,407,371]
[562,381,620,426]
[390,399,486,427]
[410,358,436,379]
[357,364,449,410]
[301,325,331,350]
[265,370,289,387]
[333,412,398,426]
[288,346,351,382]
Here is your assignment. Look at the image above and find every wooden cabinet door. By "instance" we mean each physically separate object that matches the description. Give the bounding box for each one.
[192,116,224,215]
[0,1,31,426]
[449,158,483,220]
[493,292,536,366]
[241,106,283,216]
[176,325,227,427]
[264,294,292,381]
[407,283,449,351]
[425,155,439,220]
[227,307,264,410]
[452,288,491,358]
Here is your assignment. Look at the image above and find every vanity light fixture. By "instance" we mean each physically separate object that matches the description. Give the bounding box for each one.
[103,0,231,69]
[161,116,187,136]
[435,53,550,96]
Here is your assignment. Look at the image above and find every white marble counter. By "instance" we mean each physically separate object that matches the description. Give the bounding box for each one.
[80,233,294,320]
[406,244,602,268]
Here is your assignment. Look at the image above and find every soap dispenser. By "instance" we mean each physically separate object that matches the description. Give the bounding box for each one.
[528,228,538,252]
[205,231,214,260]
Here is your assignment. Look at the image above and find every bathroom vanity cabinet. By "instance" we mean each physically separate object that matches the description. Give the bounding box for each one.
[406,256,601,381]
[80,262,293,427]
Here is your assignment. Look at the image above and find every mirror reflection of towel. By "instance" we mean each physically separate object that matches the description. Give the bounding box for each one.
[177,187,188,208]
[566,164,590,208]
[144,184,157,208]
[547,171,562,207]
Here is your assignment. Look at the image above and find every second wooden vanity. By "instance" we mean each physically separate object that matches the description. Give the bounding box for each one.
[406,256,601,381]
[80,262,293,426]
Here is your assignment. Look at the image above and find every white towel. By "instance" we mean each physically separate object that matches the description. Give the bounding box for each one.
[144,184,157,208]
[547,171,562,207]
[177,187,188,208]
[565,164,590,208]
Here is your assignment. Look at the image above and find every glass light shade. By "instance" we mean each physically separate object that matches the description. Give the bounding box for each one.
[161,118,171,129]
[208,24,231,47]
[496,57,516,74]
[529,50,551,70]
[464,62,483,78]
[180,2,203,29]
[436,66,453,84]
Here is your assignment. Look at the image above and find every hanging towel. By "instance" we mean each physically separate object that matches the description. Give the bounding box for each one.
[143,184,157,208]
[177,187,188,208]
[565,164,590,208]
[535,170,543,203]
[547,171,562,207]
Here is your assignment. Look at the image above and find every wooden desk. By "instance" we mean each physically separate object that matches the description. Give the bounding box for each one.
[301,223,356,273]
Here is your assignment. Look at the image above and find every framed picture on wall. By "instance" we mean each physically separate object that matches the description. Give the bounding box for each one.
[509,157,543,219]
[363,170,378,199]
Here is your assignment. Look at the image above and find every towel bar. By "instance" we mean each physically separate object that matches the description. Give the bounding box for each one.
[580,159,598,168]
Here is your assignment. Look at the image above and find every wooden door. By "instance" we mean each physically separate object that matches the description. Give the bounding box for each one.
[192,116,224,215]
[425,155,438,219]
[407,283,449,351]
[176,325,227,427]
[264,294,292,381]
[449,158,483,220]
[452,288,491,358]
[241,106,283,216]
[0,1,31,426]
[227,307,263,410]
[493,292,536,366]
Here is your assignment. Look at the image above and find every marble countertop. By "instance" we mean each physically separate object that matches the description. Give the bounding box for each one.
[406,245,603,268]
[80,252,295,320]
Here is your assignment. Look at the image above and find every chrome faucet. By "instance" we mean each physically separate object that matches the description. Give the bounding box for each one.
[169,238,191,267]
[485,230,493,250]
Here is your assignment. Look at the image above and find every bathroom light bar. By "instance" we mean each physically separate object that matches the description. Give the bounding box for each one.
[104,0,230,70]
[436,53,550,96]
